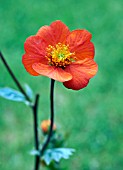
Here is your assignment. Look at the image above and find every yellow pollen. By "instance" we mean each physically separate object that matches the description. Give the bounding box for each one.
[45,43,76,67]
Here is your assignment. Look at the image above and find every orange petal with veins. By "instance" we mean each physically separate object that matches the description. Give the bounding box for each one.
[63,59,98,90]
[32,63,72,82]
[67,30,94,60]
[37,20,70,46]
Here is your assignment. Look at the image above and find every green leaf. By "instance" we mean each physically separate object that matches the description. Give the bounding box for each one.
[42,148,75,165]
[30,150,40,156]
[24,84,34,99]
[0,87,27,103]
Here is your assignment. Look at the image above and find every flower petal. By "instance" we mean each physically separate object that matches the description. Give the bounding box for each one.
[22,36,48,76]
[22,54,41,76]
[75,41,95,60]
[50,20,70,44]
[63,59,98,90]
[36,26,54,46]
[36,20,70,46]
[67,30,94,60]
[24,36,47,56]
[32,63,72,82]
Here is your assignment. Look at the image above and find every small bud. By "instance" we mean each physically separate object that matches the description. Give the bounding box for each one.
[41,120,56,134]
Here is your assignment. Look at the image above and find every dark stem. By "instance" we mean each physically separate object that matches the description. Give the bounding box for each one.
[0,51,31,102]
[32,94,40,170]
[40,79,55,157]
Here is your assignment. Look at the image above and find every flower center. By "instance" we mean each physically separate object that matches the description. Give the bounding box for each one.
[46,43,76,67]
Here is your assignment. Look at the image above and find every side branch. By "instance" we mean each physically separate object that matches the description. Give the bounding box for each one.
[32,94,40,170]
[33,94,40,151]
[0,51,31,102]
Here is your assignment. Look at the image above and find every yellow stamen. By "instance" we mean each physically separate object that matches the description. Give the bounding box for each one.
[46,43,76,67]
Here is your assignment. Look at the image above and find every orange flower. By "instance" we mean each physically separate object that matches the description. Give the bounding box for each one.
[22,20,98,90]
[41,120,56,133]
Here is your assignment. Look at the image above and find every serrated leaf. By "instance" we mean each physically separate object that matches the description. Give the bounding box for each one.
[0,87,27,103]
[43,151,52,165]
[30,150,40,156]
[42,148,75,165]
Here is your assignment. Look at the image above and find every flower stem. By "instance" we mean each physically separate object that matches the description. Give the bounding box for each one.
[32,94,40,170]
[0,51,31,102]
[40,79,55,157]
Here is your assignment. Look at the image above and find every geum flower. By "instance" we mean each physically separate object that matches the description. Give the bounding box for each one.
[22,20,98,90]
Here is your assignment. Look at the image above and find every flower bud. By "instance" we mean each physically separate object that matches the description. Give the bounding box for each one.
[41,120,56,133]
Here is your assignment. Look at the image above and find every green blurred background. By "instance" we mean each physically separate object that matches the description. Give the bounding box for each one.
[0,0,123,169]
